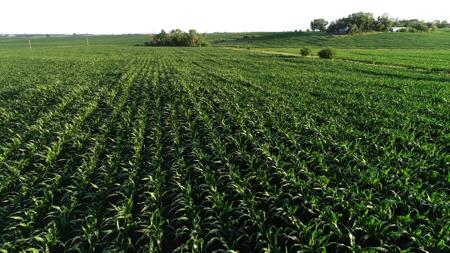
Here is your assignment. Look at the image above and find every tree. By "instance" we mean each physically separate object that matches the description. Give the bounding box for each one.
[435,20,449,28]
[411,21,428,32]
[346,12,375,34]
[374,15,393,31]
[152,29,170,46]
[429,22,438,32]
[310,19,329,32]
[326,18,349,34]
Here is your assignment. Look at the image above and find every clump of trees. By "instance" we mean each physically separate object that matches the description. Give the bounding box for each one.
[326,12,393,34]
[393,19,449,32]
[145,29,208,47]
[393,20,428,32]
[310,19,328,32]
[374,15,394,32]
[311,13,449,35]
[325,18,350,34]
[434,20,449,28]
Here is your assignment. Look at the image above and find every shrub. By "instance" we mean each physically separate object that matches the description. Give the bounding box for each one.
[300,47,311,56]
[318,48,336,59]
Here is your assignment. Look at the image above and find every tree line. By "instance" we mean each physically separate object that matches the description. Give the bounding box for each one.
[310,13,449,34]
[145,29,208,47]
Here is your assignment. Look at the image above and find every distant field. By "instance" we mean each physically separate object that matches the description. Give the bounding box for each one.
[210,30,450,72]
[249,48,450,72]
[0,33,449,252]
[2,29,450,49]
[210,29,450,49]
[0,35,150,48]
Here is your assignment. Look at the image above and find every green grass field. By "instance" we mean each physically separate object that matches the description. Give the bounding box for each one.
[0,35,150,49]
[247,48,450,72]
[0,32,449,252]
[210,29,450,49]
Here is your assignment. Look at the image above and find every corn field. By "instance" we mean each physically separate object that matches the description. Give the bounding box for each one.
[0,47,449,252]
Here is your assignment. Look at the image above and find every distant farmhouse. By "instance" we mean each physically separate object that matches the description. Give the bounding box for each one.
[390,27,406,32]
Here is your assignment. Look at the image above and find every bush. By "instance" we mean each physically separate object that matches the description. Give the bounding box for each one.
[318,48,336,59]
[300,47,311,56]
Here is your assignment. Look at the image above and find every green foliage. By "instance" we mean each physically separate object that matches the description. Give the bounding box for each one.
[310,19,329,32]
[145,29,208,47]
[347,12,376,34]
[323,12,442,34]
[327,12,394,34]
[326,18,350,34]
[409,21,429,32]
[374,15,393,32]
[434,20,449,28]
[392,19,436,32]
[318,48,336,58]
[299,47,311,56]
[0,38,449,252]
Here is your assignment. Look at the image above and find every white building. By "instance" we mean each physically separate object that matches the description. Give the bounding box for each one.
[390,27,406,32]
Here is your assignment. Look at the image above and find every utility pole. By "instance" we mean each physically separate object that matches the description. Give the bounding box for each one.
[28,40,32,49]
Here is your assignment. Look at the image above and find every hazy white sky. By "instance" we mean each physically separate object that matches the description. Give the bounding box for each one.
[1,0,449,34]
